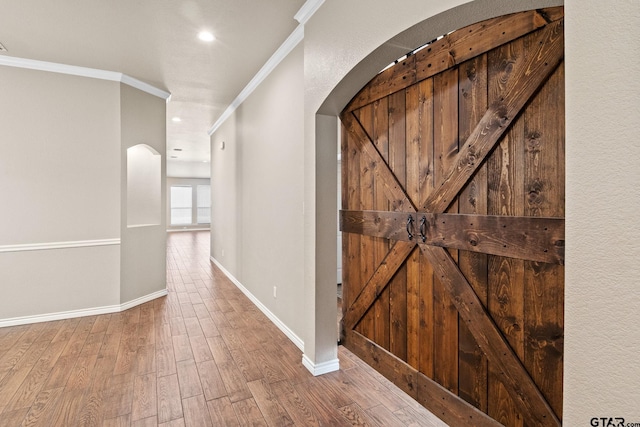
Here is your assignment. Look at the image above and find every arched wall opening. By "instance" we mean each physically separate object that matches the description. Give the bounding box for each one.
[126,143,162,227]
[305,0,563,375]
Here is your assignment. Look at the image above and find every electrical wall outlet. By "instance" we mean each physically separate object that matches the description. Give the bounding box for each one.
[273,286,277,298]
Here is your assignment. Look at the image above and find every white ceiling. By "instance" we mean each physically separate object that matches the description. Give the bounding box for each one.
[0,0,305,167]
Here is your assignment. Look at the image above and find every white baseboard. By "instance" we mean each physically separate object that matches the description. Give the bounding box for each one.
[302,354,340,376]
[120,289,169,311]
[210,256,305,352]
[0,288,168,328]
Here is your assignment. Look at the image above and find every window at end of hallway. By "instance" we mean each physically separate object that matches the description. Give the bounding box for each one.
[197,185,211,224]
[170,186,193,225]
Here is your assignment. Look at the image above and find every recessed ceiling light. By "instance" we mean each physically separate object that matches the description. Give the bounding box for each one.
[171,117,181,122]
[198,31,215,42]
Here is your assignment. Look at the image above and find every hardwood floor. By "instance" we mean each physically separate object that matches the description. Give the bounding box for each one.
[0,231,447,426]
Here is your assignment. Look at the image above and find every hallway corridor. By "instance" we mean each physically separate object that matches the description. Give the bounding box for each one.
[0,231,445,426]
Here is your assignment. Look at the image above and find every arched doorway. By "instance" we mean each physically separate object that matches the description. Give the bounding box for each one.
[339,8,564,427]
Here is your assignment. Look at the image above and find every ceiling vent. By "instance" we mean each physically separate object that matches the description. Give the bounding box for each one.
[0,42,7,52]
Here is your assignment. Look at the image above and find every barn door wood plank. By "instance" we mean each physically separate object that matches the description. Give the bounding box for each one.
[356,105,377,339]
[389,260,408,361]
[344,329,418,398]
[422,19,564,214]
[432,66,460,394]
[458,52,489,412]
[522,55,565,422]
[485,34,528,427]
[423,213,564,264]
[340,210,564,264]
[420,245,560,427]
[342,113,416,213]
[346,56,417,114]
[387,90,410,360]
[415,10,549,83]
[345,329,502,427]
[343,109,368,342]
[372,97,392,350]
[343,241,416,331]
[537,6,564,23]
[341,10,565,427]
[345,9,556,113]
[405,85,421,368]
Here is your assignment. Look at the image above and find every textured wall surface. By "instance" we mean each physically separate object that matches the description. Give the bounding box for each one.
[564,0,640,423]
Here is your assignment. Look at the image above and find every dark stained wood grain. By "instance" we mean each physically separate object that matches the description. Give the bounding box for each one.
[347,55,417,113]
[344,113,363,337]
[389,260,408,362]
[371,97,392,351]
[344,330,418,399]
[357,104,377,340]
[421,20,564,214]
[405,249,420,369]
[416,374,502,427]
[523,54,565,423]
[537,6,564,23]
[432,66,460,395]
[342,113,416,214]
[341,210,564,264]
[345,9,553,112]
[420,245,560,427]
[343,241,416,330]
[340,210,412,242]
[486,34,527,427]
[341,11,564,427]
[457,52,490,413]
[414,10,548,83]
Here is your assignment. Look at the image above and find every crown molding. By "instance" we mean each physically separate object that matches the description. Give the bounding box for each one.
[294,0,325,25]
[207,0,326,137]
[0,55,170,100]
[208,24,303,136]
[120,73,171,100]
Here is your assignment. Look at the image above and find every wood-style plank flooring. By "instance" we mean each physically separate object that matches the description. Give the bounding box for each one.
[0,231,447,426]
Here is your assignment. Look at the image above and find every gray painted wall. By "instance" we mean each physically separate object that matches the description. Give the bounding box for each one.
[0,67,122,318]
[120,83,167,304]
[0,66,167,321]
[210,43,305,340]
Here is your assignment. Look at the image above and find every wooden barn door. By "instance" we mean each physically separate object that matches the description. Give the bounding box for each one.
[340,8,564,427]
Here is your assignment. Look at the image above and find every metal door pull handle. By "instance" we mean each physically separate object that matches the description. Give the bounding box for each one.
[406,215,414,240]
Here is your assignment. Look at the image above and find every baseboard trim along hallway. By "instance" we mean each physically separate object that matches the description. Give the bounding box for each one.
[210,256,305,352]
[0,288,168,328]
